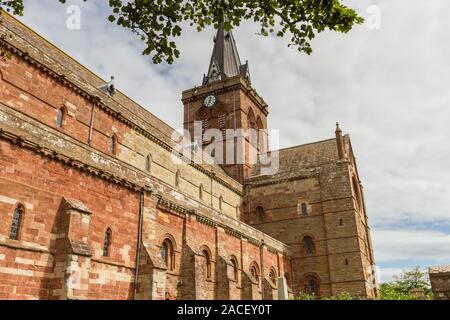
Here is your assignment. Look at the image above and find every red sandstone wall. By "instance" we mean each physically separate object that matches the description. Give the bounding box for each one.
[0,50,290,300]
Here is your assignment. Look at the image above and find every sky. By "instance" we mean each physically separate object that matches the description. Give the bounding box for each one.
[13,0,450,282]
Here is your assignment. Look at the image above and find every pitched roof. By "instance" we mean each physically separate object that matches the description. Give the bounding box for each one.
[0,12,241,190]
[203,24,250,85]
[247,138,340,181]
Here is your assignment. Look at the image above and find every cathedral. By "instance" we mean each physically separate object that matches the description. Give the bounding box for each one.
[0,12,377,300]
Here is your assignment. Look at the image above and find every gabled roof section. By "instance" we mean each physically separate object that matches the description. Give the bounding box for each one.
[203,23,251,85]
[247,138,340,181]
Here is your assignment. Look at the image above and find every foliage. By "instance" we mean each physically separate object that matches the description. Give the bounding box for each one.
[379,267,433,300]
[296,267,434,300]
[295,292,318,300]
[322,292,359,300]
[296,291,359,300]
[0,0,363,64]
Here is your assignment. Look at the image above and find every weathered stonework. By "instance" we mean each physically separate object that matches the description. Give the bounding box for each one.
[429,265,450,300]
[0,12,376,300]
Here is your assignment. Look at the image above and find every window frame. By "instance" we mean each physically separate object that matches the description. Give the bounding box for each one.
[202,249,212,280]
[145,154,152,172]
[302,235,315,256]
[109,134,118,156]
[230,257,239,282]
[162,239,175,271]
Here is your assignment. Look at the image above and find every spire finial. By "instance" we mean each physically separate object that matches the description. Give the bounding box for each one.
[335,122,345,159]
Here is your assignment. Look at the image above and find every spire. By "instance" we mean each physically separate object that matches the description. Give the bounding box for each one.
[203,23,251,85]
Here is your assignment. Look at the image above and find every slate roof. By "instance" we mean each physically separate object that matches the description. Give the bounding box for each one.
[247,138,341,181]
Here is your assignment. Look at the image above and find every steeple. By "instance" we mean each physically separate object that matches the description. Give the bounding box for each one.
[202,23,251,85]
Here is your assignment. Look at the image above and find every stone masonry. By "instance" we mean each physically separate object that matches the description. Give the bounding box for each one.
[429,265,450,300]
[0,12,377,300]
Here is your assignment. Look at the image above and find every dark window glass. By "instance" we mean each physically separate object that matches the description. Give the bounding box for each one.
[303,236,314,256]
[103,228,112,257]
[301,203,308,216]
[10,205,24,240]
[256,206,265,223]
[161,241,168,266]
[56,108,65,128]
[306,277,319,296]
[269,268,277,285]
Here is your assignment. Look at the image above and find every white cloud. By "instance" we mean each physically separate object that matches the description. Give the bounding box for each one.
[378,268,405,283]
[373,228,450,263]
[16,0,450,269]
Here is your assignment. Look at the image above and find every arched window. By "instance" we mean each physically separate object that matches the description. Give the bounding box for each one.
[256,206,265,224]
[145,154,152,172]
[175,170,181,188]
[219,196,223,211]
[256,116,264,152]
[345,258,349,266]
[303,236,315,256]
[250,263,260,283]
[304,275,320,297]
[247,109,256,130]
[339,218,344,226]
[10,204,24,240]
[202,249,212,279]
[162,239,174,271]
[269,267,277,286]
[109,134,117,155]
[202,119,209,142]
[103,228,112,257]
[199,184,204,200]
[301,203,308,216]
[230,257,238,281]
[56,107,65,128]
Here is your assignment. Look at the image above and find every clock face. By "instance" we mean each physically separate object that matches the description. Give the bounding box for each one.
[203,95,217,108]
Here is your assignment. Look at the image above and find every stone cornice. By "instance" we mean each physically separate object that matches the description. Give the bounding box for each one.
[195,215,218,228]
[154,194,193,217]
[153,196,290,256]
[0,121,289,255]
[0,105,290,255]
[0,27,243,197]
[0,106,150,193]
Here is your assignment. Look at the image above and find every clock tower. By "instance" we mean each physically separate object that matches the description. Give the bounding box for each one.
[182,24,269,183]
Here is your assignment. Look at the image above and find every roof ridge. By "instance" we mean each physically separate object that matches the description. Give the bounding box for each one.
[274,137,337,153]
[1,11,178,138]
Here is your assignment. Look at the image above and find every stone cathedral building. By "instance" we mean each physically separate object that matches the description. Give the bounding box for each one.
[0,12,377,300]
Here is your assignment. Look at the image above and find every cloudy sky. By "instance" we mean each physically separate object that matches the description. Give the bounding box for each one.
[15,0,450,282]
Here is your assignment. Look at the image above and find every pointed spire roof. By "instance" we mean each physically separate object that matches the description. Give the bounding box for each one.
[203,24,251,85]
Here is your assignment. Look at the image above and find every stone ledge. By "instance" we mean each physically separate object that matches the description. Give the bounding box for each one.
[63,198,91,215]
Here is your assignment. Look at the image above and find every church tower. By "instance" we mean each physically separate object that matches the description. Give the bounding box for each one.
[182,24,269,183]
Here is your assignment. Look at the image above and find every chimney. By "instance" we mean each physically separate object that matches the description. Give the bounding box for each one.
[335,122,345,159]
